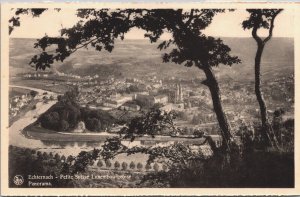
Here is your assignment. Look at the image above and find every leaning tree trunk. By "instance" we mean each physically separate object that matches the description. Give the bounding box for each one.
[254,42,279,149]
[202,66,233,151]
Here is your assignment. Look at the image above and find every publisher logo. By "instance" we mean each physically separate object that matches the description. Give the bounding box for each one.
[13,175,24,186]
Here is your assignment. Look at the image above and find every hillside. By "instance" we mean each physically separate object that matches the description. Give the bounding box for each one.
[9,37,294,82]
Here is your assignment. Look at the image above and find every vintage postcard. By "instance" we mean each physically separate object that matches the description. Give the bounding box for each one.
[1,2,299,196]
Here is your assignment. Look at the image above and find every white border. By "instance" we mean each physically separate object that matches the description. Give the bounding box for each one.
[1,2,300,196]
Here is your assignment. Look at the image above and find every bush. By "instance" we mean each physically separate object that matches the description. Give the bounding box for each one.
[153,163,159,172]
[85,117,101,132]
[37,151,42,158]
[272,109,294,151]
[114,161,120,169]
[54,153,61,161]
[61,155,66,162]
[129,161,135,170]
[105,160,112,168]
[122,162,128,170]
[60,120,69,131]
[49,152,53,158]
[97,160,104,167]
[24,148,31,155]
[31,149,36,155]
[81,108,115,127]
[193,130,204,138]
[67,155,73,163]
[145,164,151,171]
[30,90,37,98]
[40,111,60,131]
[42,152,49,160]
[137,163,143,171]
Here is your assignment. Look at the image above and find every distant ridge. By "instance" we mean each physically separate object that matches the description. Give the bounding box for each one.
[9,37,294,82]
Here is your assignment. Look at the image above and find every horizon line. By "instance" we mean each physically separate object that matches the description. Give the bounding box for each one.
[10,36,294,39]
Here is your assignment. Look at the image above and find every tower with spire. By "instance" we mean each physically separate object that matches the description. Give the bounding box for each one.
[175,83,183,103]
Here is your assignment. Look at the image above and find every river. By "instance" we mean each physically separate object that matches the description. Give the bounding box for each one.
[8,86,154,165]
[8,85,211,163]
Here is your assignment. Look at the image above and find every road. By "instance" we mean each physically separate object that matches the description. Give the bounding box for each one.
[9,85,56,95]
[9,85,68,152]
[8,85,223,156]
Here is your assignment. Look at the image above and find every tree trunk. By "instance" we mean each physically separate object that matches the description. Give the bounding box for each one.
[255,43,268,125]
[254,42,279,149]
[202,66,233,150]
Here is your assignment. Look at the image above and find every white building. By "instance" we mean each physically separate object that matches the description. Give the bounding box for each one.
[103,95,133,108]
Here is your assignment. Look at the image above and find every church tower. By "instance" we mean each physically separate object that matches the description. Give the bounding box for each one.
[179,83,183,102]
[175,83,183,103]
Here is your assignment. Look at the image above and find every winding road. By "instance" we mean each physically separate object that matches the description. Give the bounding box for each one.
[8,85,221,156]
[8,85,139,156]
[10,85,57,95]
[9,85,57,147]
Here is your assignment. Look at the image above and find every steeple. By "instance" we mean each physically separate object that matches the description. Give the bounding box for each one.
[175,83,183,103]
[179,83,183,102]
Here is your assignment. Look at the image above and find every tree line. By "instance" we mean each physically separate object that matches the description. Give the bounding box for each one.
[39,88,116,132]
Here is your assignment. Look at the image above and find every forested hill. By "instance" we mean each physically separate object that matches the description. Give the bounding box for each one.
[10,37,294,81]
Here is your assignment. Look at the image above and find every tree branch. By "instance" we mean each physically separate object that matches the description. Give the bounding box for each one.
[252,25,263,45]
[71,37,99,53]
[263,10,282,44]
[185,9,194,26]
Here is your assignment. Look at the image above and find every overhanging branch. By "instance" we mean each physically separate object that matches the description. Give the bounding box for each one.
[263,10,282,44]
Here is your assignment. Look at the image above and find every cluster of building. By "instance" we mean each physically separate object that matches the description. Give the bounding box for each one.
[19,68,294,137]
[22,70,102,81]
[76,77,189,113]
[56,72,100,80]
[23,73,49,78]
[9,94,33,117]
[21,70,215,115]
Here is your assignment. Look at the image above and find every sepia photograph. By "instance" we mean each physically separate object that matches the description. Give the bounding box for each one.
[1,3,299,195]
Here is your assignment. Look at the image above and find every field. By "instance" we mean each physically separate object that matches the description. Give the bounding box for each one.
[9,38,294,82]
[10,79,71,94]
[9,87,31,98]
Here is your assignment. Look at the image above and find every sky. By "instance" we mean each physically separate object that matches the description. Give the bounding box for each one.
[10,8,294,39]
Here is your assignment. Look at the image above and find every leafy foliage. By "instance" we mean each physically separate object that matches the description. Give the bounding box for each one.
[242,9,282,46]
[81,108,116,132]
[129,161,135,169]
[9,8,62,35]
[121,162,128,170]
[272,109,294,152]
[63,149,100,174]
[9,146,73,187]
[9,8,49,34]
[26,9,240,71]
[39,89,81,131]
[119,105,177,141]
[242,9,282,30]
[114,161,121,169]
[97,160,104,167]
[39,88,115,132]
